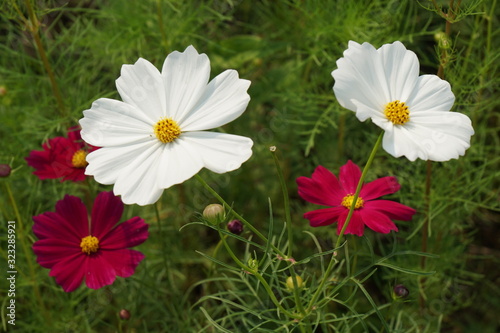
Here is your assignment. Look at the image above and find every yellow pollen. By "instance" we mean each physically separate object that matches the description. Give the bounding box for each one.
[153,118,181,143]
[71,150,88,168]
[384,100,410,125]
[341,194,364,209]
[80,235,99,255]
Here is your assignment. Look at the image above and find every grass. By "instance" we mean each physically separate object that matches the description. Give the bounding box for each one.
[0,0,499,332]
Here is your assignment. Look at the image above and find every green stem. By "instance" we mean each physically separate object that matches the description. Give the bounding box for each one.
[155,202,175,291]
[270,148,307,317]
[335,132,384,248]
[306,133,383,313]
[5,182,51,324]
[156,0,168,51]
[195,174,287,258]
[24,0,67,118]
[270,148,294,258]
[306,237,340,313]
[217,228,301,320]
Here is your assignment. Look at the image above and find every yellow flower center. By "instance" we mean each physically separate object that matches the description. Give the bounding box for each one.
[153,118,181,143]
[80,235,99,255]
[71,150,88,168]
[384,100,410,125]
[341,194,364,209]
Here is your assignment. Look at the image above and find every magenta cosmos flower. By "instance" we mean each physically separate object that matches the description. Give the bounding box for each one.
[32,191,149,292]
[26,127,98,182]
[297,161,416,236]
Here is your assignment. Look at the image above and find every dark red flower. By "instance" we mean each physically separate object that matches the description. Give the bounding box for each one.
[32,191,149,292]
[296,161,416,236]
[25,127,97,182]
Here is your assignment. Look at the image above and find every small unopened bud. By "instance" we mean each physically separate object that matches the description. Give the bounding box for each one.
[227,219,243,235]
[286,275,304,291]
[435,31,451,50]
[119,309,130,320]
[247,258,258,271]
[203,204,225,224]
[0,86,7,97]
[393,284,409,299]
[0,164,11,177]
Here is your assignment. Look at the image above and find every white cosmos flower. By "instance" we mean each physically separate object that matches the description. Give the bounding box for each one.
[332,41,474,162]
[79,45,253,206]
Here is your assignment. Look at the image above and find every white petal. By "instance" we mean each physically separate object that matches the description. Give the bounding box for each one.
[406,75,455,112]
[162,45,210,121]
[112,142,166,206]
[179,70,251,131]
[85,141,157,185]
[155,137,204,189]
[382,111,473,162]
[332,41,390,118]
[182,131,253,173]
[115,58,166,122]
[80,98,154,147]
[378,41,420,102]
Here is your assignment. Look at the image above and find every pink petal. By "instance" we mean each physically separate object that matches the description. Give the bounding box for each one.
[100,249,145,277]
[297,165,345,206]
[25,137,76,180]
[100,217,149,249]
[337,210,365,236]
[60,168,87,182]
[303,206,345,227]
[49,253,87,292]
[359,209,398,234]
[32,238,81,269]
[84,252,117,290]
[90,192,124,239]
[360,177,401,200]
[32,212,82,242]
[364,200,416,221]
[55,195,89,237]
[339,160,362,193]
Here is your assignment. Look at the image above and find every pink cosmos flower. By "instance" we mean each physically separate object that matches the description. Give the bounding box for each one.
[296,161,416,236]
[25,127,98,182]
[32,191,149,292]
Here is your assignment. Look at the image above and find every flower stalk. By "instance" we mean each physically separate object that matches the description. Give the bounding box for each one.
[335,132,384,248]
[195,174,288,259]
[270,147,307,317]
[216,228,301,320]
[22,0,67,118]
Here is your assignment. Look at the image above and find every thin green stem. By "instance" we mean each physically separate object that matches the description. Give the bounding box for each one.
[335,132,384,248]
[306,240,340,312]
[270,148,293,258]
[156,0,168,51]
[306,133,383,313]
[24,0,67,118]
[217,228,301,320]
[155,202,175,291]
[419,151,433,311]
[195,174,287,258]
[5,182,51,324]
[270,148,307,317]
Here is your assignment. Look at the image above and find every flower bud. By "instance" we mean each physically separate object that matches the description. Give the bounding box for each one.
[286,275,304,291]
[0,164,11,177]
[393,284,409,299]
[119,309,130,320]
[0,86,7,97]
[203,204,225,224]
[247,258,258,271]
[434,31,451,50]
[227,219,243,235]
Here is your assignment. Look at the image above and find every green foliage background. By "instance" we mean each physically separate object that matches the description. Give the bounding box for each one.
[0,0,498,332]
